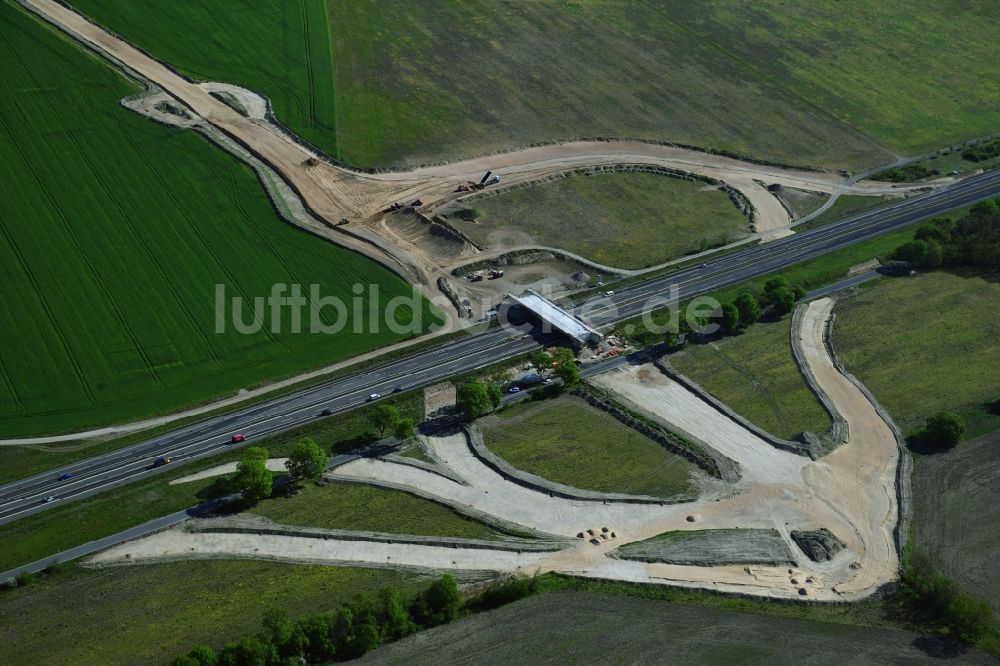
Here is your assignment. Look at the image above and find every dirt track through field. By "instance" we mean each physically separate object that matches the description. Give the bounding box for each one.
[91,298,902,602]
[22,0,932,285]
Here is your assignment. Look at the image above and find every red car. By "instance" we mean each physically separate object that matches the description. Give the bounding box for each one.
[230,433,246,444]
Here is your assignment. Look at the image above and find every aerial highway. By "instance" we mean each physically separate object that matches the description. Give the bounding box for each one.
[1,167,999,525]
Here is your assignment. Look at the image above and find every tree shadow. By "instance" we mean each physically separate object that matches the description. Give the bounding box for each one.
[911,635,970,659]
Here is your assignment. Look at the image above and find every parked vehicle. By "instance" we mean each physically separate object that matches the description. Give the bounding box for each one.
[508,386,521,393]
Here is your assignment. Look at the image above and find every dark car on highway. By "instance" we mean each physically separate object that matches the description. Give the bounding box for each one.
[58,473,72,481]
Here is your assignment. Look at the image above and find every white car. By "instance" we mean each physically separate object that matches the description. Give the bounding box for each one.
[604,290,615,297]
[508,386,521,393]
[43,496,56,503]
[367,393,381,401]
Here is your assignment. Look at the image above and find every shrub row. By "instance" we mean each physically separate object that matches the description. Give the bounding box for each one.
[171,575,539,665]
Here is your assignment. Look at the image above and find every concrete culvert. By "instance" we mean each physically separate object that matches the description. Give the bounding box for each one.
[590,538,601,545]
[798,588,808,596]
[601,527,609,533]
[686,515,698,523]
[577,532,585,539]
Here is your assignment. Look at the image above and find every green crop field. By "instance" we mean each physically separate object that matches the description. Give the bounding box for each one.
[671,318,832,440]
[0,560,413,666]
[913,430,1000,616]
[70,1,1000,171]
[450,172,749,269]
[481,396,694,498]
[832,272,1000,434]
[362,591,973,664]
[252,481,503,540]
[0,4,437,437]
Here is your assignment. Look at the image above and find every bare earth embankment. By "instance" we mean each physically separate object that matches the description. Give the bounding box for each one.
[89,298,903,602]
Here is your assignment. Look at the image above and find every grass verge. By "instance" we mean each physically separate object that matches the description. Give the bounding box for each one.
[671,317,832,440]
[250,481,502,541]
[796,194,898,231]
[0,560,413,666]
[832,271,1000,435]
[0,393,424,572]
[449,171,749,269]
[480,396,694,498]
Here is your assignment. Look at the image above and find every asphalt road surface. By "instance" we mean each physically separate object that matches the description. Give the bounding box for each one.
[1,168,998,526]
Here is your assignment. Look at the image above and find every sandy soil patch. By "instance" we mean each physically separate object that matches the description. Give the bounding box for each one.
[87,527,550,572]
[169,458,289,485]
[90,299,900,601]
[423,383,456,420]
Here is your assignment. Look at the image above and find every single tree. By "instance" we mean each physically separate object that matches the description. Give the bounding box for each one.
[243,446,268,462]
[351,611,383,656]
[486,382,503,409]
[456,380,493,419]
[393,417,416,440]
[720,302,741,335]
[923,411,964,450]
[531,351,552,369]
[664,325,682,349]
[262,608,307,659]
[947,594,995,642]
[555,357,581,388]
[286,437,327,481]
[893,239,929,266]
[377,585,416,641]
[550,347,575,367]
[233,453,272,502]
[424,574,461,626]
[734,292,761,328]
[922,239,944,269]
[763,276,789,295]
[367,404,400,438]
[299,612,336,663]
[770,285,797,315]
[330,606,354,655]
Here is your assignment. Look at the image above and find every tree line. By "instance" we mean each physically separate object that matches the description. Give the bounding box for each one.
[456,347,580,419]
[901,553,995,645]
[893,199,1000,276]
[171,574,539,665]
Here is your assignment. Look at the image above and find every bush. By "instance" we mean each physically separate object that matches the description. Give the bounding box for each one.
[169,573,540,665]
[922,411,965,450]
[469,575,539,611]
[733,292,761,329]
[903,553,995,643]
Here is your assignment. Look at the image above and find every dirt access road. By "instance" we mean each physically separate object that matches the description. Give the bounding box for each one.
[92,298,903,602]
[23,0,930,286]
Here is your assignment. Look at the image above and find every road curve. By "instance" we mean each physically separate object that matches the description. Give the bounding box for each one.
[2,167,998,526]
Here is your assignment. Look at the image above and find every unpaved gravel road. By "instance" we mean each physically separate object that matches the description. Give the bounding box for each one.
[22,0,929,280]
[94,299,902,601]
